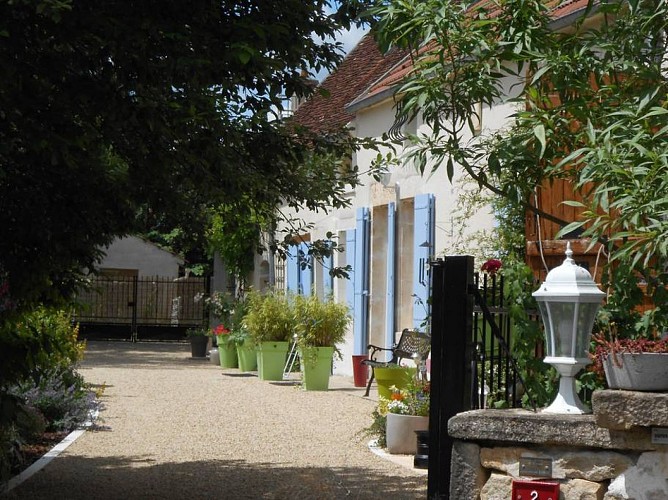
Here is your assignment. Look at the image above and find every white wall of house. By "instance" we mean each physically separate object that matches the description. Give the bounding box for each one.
[98,236,183,278]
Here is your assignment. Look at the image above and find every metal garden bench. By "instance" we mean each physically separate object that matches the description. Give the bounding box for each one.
[361,328,431,397]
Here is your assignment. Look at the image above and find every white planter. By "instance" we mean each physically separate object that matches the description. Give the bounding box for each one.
[603,352,668,391]
[386,413,429,455]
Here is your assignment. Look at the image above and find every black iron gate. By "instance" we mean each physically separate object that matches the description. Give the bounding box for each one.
[427,256,526,499]
[74,275,209,341]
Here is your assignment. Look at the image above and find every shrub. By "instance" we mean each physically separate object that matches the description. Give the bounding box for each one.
[1,306,85,387]
[293,294,350,351]
[244,290,294,344]
[12,367,95,432]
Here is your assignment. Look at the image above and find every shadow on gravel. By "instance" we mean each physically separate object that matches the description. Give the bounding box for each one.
[6,455,427,500]
[79,341,210,370]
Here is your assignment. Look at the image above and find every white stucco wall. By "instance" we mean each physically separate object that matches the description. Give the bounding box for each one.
[98,236,183,278]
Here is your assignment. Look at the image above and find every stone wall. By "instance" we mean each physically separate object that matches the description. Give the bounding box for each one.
[448,391,668,499]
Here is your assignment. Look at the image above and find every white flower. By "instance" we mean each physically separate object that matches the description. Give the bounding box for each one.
[387,400,409,415]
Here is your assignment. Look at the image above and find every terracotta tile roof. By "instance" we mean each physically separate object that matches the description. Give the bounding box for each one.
[351,0,592,111]
[290,33,408,132]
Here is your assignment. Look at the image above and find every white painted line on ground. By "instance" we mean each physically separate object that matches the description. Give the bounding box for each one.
[367,439,428,475]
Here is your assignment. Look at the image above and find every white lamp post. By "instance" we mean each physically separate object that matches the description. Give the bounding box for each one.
[532,242,605,414]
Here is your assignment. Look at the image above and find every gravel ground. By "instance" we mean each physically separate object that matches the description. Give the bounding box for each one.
[5,342,427,499]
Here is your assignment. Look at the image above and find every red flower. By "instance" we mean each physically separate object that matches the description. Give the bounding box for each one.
[481,259,502,275]
[213,324,230,336]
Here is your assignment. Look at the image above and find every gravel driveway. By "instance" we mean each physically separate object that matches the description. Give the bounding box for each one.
[5,342,427,499]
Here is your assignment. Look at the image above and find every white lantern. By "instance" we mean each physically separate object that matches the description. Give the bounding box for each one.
[532,243,605,414]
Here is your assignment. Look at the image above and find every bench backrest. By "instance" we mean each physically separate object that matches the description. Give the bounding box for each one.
[392,329,431,363]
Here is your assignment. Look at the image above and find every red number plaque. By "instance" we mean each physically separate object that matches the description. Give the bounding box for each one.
[511,479,560,500]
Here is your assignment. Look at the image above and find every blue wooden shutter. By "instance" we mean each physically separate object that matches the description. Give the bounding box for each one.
[346,229,356,312]
[413,194,435,330]
[286,245,299,293]
[323,240,334,298]
[353,207,370,355]
[385,202,396,351]
[298,241,312,296]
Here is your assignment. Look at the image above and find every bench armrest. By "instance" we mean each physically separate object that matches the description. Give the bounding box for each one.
[367,344,393,361]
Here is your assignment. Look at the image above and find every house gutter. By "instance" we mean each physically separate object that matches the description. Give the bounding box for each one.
[345,86,397,115]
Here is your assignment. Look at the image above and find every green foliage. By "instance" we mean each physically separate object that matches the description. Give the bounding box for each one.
[11,367,94,433]
[0,392,47,483]
[293,294,350,356]
[0,0,373,318]
[207,203,268,286]
[360,408,387,448]
[243,290,295,344]
[501,261,557,409]
[185,327,209,337]
[372,0,668,406]
[0,307,84,389]
[0,307,93,481]
[371,0,668,265]
[205,291,236,324]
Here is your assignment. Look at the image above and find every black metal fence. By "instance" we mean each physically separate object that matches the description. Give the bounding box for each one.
[74,275,208,341]
[470,271,521,410]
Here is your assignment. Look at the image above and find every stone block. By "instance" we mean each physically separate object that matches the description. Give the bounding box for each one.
[607,451,668,498]
[449,409,655,450]
[480,473,512,500]
[553,451,634,481]
[593,390,668,431]
[561,478,605,499]
[480,446,634,481]
[480,447,527,477]
[450,441,487,500]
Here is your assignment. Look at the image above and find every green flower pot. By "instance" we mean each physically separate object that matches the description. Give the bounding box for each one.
[300,346,334,391]
[237,343,257,372]
[374,366,416,400]
[218,343,238,369]
[257,341,289,381]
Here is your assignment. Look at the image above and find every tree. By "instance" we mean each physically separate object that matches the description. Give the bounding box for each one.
[371,0,668,302]
[371,0,668,266]
[368,0,668,404]
[0,0,373,316]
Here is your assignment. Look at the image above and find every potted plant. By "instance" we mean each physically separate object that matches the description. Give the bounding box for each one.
[587,264,668,392]
[373,364,417,400]
[364,377,430,455]
[212,324,238,369]
[244,290,294,380]
[383,379,430,455]
[204,291,235,345]
[233,326,257,372]
[592,332,668,391]
[186,327,210,358]
[294,294,350,391]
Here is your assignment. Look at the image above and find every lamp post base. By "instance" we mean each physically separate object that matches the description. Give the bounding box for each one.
[542,361,591,415]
